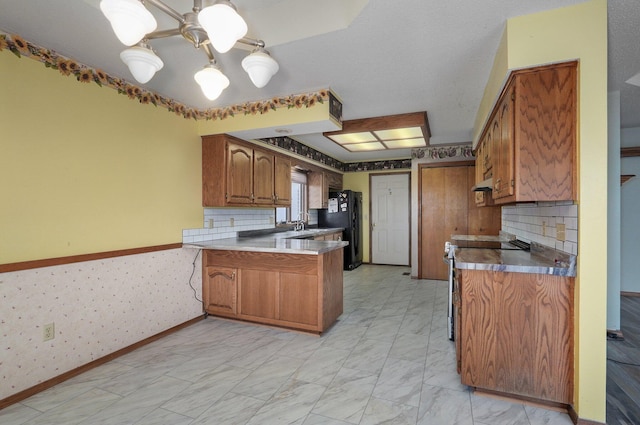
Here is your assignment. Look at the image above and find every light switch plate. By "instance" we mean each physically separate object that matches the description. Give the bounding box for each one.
[556,223,566,241]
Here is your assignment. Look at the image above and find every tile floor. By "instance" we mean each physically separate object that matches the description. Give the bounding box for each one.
[1,265,573,425]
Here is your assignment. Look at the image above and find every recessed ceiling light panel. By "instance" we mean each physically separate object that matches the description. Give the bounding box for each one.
[343,141,385,152]
[328,132,377,145]
[374,127,423,140]
[384,138,426,149]
[323,111,430,153]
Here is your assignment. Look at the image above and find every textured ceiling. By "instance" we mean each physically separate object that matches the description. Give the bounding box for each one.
[0,0,637,162]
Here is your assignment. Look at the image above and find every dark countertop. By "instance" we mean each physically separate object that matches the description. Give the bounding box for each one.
[453,242,576,277]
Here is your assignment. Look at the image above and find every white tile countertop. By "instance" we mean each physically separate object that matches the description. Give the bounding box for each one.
[183,228,348,255]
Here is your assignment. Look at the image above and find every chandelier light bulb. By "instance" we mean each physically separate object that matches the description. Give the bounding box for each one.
[100,0,157,46]
[242,49,279,88]
[198,1,248,53]
[120,45,164,84]
[194,65,230,100]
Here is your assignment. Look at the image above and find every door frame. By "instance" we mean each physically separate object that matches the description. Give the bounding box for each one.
[417,161,474,278]
[369,171,411,266]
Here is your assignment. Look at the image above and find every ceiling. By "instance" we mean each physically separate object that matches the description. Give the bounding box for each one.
[0,0,638,162]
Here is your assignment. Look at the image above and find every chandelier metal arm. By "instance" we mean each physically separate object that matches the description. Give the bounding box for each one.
[237,37,266,49]
[102,0,279,100]
[145,28,182,40]
[144,0,185,24]
[201,42,217,62]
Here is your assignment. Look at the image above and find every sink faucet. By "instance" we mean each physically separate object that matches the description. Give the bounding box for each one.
[295,211,310,231]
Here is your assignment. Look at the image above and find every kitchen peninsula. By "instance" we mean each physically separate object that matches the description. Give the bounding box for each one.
[186,228,348,334]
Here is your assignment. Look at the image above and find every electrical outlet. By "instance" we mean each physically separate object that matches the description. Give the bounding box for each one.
[269,216,274,224]
[556,223,566,241]
[208,218,214,229]
[230,218,234,227]
[542,221,547,236]
[43,323,55,341]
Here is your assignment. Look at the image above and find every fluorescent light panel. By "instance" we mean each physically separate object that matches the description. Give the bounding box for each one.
[343,141,386,152]
[328,132,378,145]
[383,138,426,149]
[374,127,423,140]
[323,112,430,153]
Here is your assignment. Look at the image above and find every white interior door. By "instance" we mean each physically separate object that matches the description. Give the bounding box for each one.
[371,173,410,265]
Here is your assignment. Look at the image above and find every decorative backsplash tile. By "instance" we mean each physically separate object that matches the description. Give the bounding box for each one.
[502,201,578,254]
[0,248,203,400]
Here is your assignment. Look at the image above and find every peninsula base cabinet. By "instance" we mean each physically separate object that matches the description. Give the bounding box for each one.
[202,249,344,333]
[456,269,574,405]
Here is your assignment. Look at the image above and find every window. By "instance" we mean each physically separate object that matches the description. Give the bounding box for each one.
[275,170,307,224]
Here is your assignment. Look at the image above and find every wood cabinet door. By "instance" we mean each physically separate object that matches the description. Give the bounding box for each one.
[515,65,576,202]
[419,165,469,280]
[238,269,278,320]
[308,171,328,209]
[203,266,237,317]
[274,156,292,205]
[227,142,254,204]
[492,89,515,200]
[459,269,573,404]
[279,272,318,325]
[253,149,275,205]
[326,171,343,191]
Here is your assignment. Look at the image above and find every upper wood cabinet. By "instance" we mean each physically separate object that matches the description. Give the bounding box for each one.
[274,156,292,205]
[308,170,343,209]
[475,61,577,205]
[202,134,291,207]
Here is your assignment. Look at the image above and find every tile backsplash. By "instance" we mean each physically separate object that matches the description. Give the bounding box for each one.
[183,208,319,243]
[502,201,578,255]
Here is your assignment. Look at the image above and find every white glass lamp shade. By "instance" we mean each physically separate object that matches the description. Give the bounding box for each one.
[198,2,248,53]
[120,46,163,84]
[100,0,157,46]
[241,50,279,88]
[194,66,230,100]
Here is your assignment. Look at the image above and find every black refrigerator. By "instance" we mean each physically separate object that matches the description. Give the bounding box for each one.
[318,190,363,270]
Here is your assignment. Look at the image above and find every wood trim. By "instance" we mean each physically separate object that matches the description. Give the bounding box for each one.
[0,243,183,273]
[621,146,640,157]
[0,315,204,411]
[621,291,640,297]
[621,174,636,185]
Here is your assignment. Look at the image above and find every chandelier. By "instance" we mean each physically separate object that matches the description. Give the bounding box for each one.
[99,0,279,101]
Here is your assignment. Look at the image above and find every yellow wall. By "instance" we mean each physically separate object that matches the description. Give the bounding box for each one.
[343,169,408,264]
[0,52,203,264]
[474,1,608,421]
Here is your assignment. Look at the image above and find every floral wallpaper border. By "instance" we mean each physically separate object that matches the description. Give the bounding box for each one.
[412,145,473,160]
[258,137,472,172]
[2,32,474,172]
[0,32,330,121]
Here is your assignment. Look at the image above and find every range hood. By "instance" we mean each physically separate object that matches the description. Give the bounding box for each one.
[472,177,493,192]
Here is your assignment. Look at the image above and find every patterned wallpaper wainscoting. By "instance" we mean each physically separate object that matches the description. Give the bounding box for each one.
[1,248,203,400]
